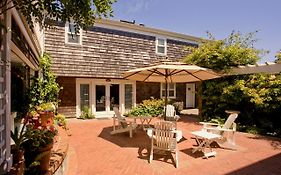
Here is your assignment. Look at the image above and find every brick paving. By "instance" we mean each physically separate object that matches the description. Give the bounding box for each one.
[65,116,281,175]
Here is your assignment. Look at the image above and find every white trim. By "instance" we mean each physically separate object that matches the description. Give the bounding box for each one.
[76,78,136,118]
[65,22,82,45]
[160,83,176,99]
[231,63,281,75]
[11,42,37,70]
[11,8,40,58]
[155,37,167,55]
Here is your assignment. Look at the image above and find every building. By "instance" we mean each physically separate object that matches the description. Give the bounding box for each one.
[45,19,203,118]
[0,3,43,172]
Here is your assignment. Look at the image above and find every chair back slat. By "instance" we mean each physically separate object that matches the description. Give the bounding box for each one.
[223,113,238,129]
[113,107,128,128]
[154,121,175,150]
[165,105,175,117]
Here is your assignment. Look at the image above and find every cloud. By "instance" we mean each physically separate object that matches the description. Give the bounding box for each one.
[126,0,155,14]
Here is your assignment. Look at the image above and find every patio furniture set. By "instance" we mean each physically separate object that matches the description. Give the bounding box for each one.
[111,106,239,168]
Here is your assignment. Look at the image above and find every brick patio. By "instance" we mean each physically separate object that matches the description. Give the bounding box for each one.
[65,116,281,175]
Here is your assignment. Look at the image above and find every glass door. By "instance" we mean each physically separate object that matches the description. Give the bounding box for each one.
[80,84,90,112]
[96,85,106,112]
[110,84,120,110]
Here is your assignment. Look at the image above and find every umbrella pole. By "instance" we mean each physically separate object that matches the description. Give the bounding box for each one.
[164,70,168,120]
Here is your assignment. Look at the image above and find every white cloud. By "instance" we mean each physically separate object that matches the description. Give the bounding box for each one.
[126,0,155,14]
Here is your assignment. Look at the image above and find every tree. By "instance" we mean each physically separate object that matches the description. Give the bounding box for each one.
[184,31,265,72]
[28,53,61,108]
[0,0,116,30]
[274,51,281,63]
[184,31,281,137]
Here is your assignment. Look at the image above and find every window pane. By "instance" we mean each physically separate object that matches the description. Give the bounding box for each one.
[80,84,89,111]
[162,90,166,97]
[110,84,119,110]
[96,85,106,111]
[68,34,79,43]
[158,38,165,46]
[125,84,133,110]
[162,83,166,90]
[157,46,165,54]
[169,83,175,90]
[69,23,79,33]
[169,90,174,97]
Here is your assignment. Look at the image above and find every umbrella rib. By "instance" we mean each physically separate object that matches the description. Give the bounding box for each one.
[143,69,159,81]
[123,71,142,79]
[149,69,166,77]
[183,70,204,81]
[169,69,184,76]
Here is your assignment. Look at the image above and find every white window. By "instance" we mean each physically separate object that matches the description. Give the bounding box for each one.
[65,23,82,44]
[161,83,176,98]
[156,37,167,55]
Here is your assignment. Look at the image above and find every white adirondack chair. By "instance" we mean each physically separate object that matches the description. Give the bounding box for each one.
[110,107,137,138]
[200,113,239,149]
[149,121,179,168]
[164,105,180,128]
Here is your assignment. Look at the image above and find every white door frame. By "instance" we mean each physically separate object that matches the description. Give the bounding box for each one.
[76,78,136,118]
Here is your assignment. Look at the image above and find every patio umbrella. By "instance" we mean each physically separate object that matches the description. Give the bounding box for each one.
[123,61,221,119]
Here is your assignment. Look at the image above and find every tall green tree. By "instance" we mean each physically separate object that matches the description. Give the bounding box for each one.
[274,51,281,63]
[184,31,264,72]
[0,0,116,30]
[184,31,281,136]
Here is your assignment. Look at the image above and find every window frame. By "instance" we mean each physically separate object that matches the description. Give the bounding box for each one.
[65,22,82,45]
[160,83,176,99]
[155,37,167,55]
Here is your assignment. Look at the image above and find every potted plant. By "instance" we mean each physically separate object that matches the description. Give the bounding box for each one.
[10,123,28,175]
[36,102,56,126]
[54,113,67,129]
[23,115,58,174]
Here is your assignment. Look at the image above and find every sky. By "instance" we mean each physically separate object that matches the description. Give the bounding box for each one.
[111,0,281,63]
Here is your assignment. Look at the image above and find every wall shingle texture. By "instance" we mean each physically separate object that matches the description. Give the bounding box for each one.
[45,25,197,78]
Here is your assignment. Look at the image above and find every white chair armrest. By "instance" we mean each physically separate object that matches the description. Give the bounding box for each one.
[205,127,235,132]
[200,122,220,126]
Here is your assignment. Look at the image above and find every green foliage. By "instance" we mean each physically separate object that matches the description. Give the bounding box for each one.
[79,106,95,119]
[28,53,61,109]
[128,98,165,117]
[274,51,281,63]
[36,102,56,112]
[184,31,264,72]
[184,31,281,137]
[1,0,116,30]
[54,113,67,129]
[11,125,28,151]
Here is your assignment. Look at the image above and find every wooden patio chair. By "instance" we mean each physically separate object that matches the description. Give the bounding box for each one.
[149,121,179,168]
[200,113,239,149]
[110,107,137,138]
[164,105,180,128]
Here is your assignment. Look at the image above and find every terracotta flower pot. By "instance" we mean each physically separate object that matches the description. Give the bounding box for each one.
[39,111,54,126]
[24,142,53,173]
[36,142,53,172]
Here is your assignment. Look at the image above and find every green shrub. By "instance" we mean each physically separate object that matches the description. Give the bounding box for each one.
[54,113,67,129]
[129,98,165,117]
[79,106,95,120]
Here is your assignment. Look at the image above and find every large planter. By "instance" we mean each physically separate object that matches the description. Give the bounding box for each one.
[24,142,53,174]
[10,149,24,175]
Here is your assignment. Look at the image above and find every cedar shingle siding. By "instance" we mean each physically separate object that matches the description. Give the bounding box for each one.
[45,22,199,118]
[45,24,197,78]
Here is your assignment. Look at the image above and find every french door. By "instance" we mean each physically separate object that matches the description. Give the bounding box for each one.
[77,79,135,118]
[94,83,120,117]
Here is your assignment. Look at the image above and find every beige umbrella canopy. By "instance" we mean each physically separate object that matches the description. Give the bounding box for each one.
[123,61,221,119]
[124,62,220,83]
